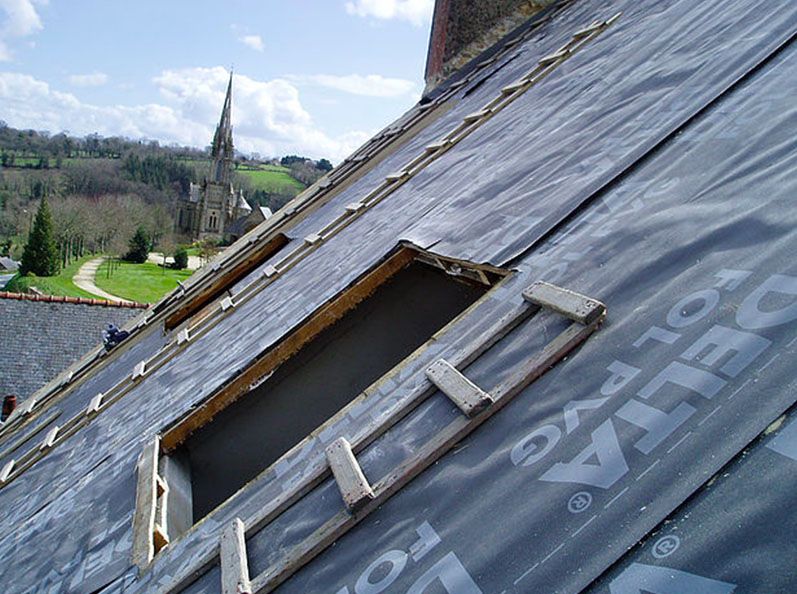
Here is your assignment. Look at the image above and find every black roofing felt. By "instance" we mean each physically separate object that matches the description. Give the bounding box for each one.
[1,0,797,592]
[0,299,139,401]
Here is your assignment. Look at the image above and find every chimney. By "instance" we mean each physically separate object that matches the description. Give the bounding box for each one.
[1,395,17,422]
[424,0,556,92]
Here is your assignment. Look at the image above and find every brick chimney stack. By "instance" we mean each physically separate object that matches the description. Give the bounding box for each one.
[424,0,556,92]
[1,395,17,422]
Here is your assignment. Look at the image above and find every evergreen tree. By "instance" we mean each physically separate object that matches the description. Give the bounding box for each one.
[125,226,151,263]
[20,198,59,276]
[173,246,188,270]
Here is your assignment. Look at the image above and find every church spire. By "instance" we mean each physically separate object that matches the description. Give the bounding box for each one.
[210,71,234,184]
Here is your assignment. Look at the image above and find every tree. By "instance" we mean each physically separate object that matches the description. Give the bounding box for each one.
[20,198,59,276]
[280,155,307,167]
[173,246,188,270]
[289,160,322,186]
[317,158,333,172]
[125,226,151,263]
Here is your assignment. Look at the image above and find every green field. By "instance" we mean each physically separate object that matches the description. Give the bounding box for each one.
[95,260,193,304]
[236,164,305,195]
[6,255,103,299]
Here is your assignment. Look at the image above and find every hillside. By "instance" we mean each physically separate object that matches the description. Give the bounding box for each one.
[0,123,329,262]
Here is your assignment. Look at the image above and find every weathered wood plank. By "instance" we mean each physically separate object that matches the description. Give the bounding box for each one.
[0,459,14,484]
[221,518,252,594]
[177,329,191,346]
[523,281,605,325]
[426,359,493,417]
[132,436,160,570]
[463,108,491,123]
[39,425,59,451]
[326,438,374,512]
[132,361,147,381]
[220,296,235,312]
[86,393,104,416]
[538,48,570,66]
[385,170,409,183]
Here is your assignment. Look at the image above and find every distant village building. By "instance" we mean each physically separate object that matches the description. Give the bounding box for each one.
[175,74,252,241]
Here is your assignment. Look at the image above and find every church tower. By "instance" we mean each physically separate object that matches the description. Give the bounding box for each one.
[209,72,234,185]
[176,71,251,241]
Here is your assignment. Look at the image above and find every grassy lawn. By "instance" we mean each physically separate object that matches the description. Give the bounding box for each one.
[237,164,305,195]
[95,260,193,304]
[6,254,104,299]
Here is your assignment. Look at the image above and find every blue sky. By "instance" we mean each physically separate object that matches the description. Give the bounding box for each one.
[0,0,435,161]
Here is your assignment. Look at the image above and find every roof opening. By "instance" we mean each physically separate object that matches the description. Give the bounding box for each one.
[142,247,507,550]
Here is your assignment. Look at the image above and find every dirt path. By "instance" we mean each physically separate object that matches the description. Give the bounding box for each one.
[73,258,130,303]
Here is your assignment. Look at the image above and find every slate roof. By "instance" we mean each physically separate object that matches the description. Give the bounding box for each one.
[0,294,144,400]
[1,1,796,593]
[0,257,18,271]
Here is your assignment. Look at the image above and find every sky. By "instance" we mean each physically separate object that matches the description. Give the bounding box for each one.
[0,0,435,162]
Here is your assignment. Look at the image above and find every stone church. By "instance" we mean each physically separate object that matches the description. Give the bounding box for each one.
[175,73,252,241]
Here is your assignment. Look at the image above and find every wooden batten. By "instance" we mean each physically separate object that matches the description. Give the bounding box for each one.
[385,170,410,183]
[220,518,252,594]
[523,281,606,325]
[86,393,104,416]
[0,460,14,484]
[344,202,365,213]
[176,329,191,346]
[304,233,322,246]
[39,425,59,451]
[426,359,493,417]
[539,48,570,66]
[132,437,160,570]
[220,296,235,312]
[326,438,374,512]
[132,361,147,381]
[463,108,491,123]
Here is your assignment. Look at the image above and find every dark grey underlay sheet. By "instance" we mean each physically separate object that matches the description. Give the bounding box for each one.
[1,0,796,592]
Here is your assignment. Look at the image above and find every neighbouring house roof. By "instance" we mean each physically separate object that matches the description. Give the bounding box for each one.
[1,1,797,593]
[0,293,146,400]
[0,257,18,271]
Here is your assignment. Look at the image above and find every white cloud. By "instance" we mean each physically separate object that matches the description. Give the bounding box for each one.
[290,73,417,98]
[239,34,264,52]
[345,0,433,26]
[0,0,46,61]
[0,67,370,161]
[68,71,108,87]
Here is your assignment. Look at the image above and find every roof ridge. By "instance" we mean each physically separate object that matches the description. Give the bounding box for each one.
[0,291,149,309]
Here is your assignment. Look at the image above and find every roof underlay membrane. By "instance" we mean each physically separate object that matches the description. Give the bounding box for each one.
[1,0,796,592]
